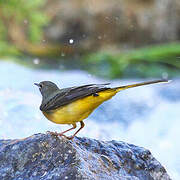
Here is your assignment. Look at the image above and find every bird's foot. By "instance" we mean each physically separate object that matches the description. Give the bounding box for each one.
[60,134,74,140]
[46,131,74,140]
[46,131,59,136]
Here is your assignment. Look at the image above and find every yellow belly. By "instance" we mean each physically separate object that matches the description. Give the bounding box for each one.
[42,89,117,124]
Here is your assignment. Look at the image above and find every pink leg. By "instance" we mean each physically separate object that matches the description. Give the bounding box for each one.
[48,123,76,136]
[58,124,77,136]
[65,121,85,140]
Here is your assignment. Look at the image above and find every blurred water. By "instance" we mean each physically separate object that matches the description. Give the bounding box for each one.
[0,61,180,179]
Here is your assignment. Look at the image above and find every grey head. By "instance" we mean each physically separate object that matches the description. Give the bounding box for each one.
[34,81,60,100]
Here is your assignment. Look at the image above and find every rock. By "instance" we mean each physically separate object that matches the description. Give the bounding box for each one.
[0,133,171,180]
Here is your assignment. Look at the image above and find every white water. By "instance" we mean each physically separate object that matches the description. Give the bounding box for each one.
[0,61,179,179]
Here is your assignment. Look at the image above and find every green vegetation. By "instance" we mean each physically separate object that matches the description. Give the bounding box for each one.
[0,0,49,57]
[0,1,180,79]
[84,43,180,78]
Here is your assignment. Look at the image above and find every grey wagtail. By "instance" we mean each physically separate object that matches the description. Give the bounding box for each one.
[35,79,169,139]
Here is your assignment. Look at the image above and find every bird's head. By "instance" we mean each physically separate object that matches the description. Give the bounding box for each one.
[34,81,59,99]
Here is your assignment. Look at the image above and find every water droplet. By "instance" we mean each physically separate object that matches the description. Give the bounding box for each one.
[115,16,119,20]
[33,58,40,65]
[69,39,74,44]
[61,52,65,57]
[162,72,168,79]
[98,36,102,40]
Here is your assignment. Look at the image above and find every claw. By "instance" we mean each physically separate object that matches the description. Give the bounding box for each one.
[47,131,58,136]
[46,131,73,139]
[46,121,84,140]
[61,134,74,140]
[58,133,64,136]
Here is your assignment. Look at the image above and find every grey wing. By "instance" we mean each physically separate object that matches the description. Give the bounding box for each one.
[40,83,110,111]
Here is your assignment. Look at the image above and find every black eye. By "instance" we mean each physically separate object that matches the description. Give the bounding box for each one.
[39,84,43,88]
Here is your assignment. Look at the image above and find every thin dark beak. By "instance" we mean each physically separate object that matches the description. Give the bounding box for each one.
[34,83,40,87]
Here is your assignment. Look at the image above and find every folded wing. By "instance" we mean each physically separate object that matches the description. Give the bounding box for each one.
[40,83,110,111]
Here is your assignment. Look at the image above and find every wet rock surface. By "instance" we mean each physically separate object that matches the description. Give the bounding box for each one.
[0,133,171,180]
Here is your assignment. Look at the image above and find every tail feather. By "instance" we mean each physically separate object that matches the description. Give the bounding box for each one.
[114,79,171,92]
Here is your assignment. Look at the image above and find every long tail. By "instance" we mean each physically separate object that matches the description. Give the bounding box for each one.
[114,79,170,92]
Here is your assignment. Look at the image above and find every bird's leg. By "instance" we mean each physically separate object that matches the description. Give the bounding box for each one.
[47,124,76,137]
[58,123,77,136]
[64,121,85,140]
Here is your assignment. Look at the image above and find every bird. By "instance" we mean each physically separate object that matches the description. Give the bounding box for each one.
[35,79,169,140]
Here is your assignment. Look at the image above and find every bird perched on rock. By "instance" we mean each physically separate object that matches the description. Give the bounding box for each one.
[35,79,169,139]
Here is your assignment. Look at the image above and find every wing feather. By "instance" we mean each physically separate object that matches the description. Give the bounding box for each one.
[40,83,110,111]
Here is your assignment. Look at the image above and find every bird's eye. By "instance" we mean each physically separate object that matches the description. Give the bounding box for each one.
[39,84,43,88]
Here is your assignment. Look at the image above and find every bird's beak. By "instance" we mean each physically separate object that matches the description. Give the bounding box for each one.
[34,83,40,87]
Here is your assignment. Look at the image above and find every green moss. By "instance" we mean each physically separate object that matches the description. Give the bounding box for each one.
[84,43,180,78]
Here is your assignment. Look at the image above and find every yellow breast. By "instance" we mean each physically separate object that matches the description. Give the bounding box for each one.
[43,89,117,125]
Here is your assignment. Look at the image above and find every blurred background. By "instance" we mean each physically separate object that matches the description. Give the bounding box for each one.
[0,0,180,179]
